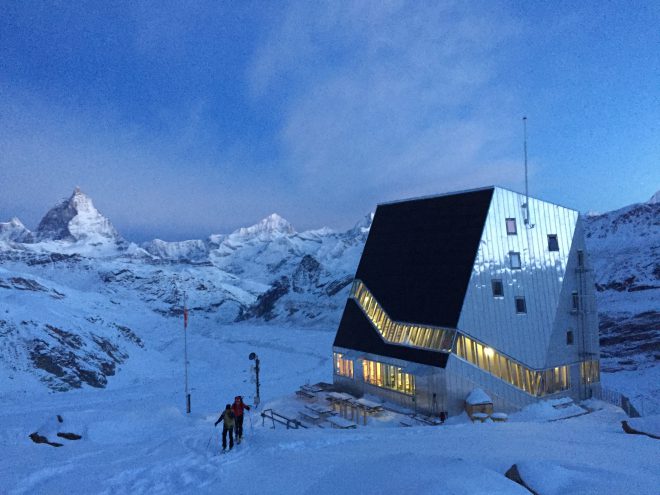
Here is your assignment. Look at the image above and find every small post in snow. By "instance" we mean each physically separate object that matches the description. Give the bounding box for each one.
[183,291,191,413]
[249,352,260,408]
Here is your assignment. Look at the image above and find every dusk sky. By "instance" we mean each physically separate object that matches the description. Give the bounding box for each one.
[1,1,658,241]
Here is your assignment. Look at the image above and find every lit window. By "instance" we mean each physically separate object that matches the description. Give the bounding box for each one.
[333,352,354,378]
[455,334,570,396]
[506,218,517,235]
[349,279,455,352]
[566,330,574,345]
[548,234,559,252]
[580,360,600,384]
[515,296,527,314]
[491,279,504,297]
[510,252,521,269]
[362,359,415,395]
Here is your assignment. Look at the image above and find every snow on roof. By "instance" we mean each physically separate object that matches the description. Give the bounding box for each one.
[466,388,492,405]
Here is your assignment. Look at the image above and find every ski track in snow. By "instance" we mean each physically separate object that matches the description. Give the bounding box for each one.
[1,190,659,493]
[2,323,660,494]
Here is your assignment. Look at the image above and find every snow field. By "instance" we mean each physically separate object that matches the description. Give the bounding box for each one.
[2,323,660,494]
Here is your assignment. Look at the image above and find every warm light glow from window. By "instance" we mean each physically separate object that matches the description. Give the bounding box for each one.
[350,280,455,352]
[361,359,415,395]
[456,334,570,397]
[580,360,600,384]
[349,280,575,398]
[333,352,354,378]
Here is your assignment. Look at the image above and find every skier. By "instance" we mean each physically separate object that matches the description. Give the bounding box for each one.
[231,396,251,444]
[214,404,235,451]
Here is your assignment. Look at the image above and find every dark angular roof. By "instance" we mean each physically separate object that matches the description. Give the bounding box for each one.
[355,187,493,329]
[333,188,493,366]
[333,299,450,368]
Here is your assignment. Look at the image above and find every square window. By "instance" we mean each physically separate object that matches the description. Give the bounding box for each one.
[567,330,574,345]
[548,234,559,251]
[506,218,517,235]
[515,296,527,314]
[492,279,504,297]
[510,252,521,269]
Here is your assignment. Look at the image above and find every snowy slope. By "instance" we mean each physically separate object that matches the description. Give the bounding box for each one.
[1,189,659,494]
[1,322,659,495]
[0,186,657,394]
[0,191,368,390]
[584,191,660,370]
[0,218,33,243]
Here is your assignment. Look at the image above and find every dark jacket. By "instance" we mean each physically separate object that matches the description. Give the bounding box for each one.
[215,409,235,428]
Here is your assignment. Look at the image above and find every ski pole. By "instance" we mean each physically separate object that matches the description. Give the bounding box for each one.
[206,426,215,452]
[248,410,253,435]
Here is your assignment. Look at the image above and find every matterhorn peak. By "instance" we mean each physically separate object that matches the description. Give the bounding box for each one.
[233,213,296,238]
[36,188,121,243]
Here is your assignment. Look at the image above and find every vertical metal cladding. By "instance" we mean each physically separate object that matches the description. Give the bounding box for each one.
[458,188,580,369]
[332,186,601,413]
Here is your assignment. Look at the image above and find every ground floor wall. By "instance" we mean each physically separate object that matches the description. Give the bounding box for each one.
[333,347,600,417]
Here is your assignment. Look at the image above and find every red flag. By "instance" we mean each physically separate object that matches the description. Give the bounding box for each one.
[184,307,188,329]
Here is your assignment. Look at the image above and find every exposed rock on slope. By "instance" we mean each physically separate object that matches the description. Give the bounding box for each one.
[584,191,660,369]
[0,217,33,243]
[0,188,657,390]
[36,188,122,244]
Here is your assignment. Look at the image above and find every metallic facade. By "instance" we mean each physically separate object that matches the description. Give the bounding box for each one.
[333,187,601,415]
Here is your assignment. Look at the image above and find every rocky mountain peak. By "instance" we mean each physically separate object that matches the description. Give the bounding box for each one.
[0,216,33,242]
[352,212,374,232]
[647,190,660,205]
[233,213,296,238]
[36,188,121,243]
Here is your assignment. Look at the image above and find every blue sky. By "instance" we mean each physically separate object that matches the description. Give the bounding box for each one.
[1,1,658,241]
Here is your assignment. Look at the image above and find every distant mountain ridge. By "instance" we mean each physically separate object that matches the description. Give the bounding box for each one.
[0,217,33,243]
[0,188,657,390]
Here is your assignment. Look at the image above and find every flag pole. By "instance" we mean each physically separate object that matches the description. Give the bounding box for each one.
[184,291,191,413]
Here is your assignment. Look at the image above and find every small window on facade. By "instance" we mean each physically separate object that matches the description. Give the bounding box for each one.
[506,218,517,235]
[571,291,579,311]
[510,252,521,269]
[492,279,504,297]
[515,296,527,314]
[548,234,559,251]
[577,250,585,267]
[567,330,574,345]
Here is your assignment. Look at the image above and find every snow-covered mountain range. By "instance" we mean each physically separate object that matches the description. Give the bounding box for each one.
[0,188,657,391]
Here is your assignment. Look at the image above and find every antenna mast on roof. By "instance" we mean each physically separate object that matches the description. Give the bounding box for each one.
[522,116,531,226]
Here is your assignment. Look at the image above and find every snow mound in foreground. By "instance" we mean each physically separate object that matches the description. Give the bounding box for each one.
[306,455,529,494]
[517,460,660,495]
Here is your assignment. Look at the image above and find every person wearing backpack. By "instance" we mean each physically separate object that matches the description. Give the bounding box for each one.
[214,404,235,451]
[231,396,251,443]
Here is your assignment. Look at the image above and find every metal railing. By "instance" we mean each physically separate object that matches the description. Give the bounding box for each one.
[261,408,307,429]
[595,387,647,418]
